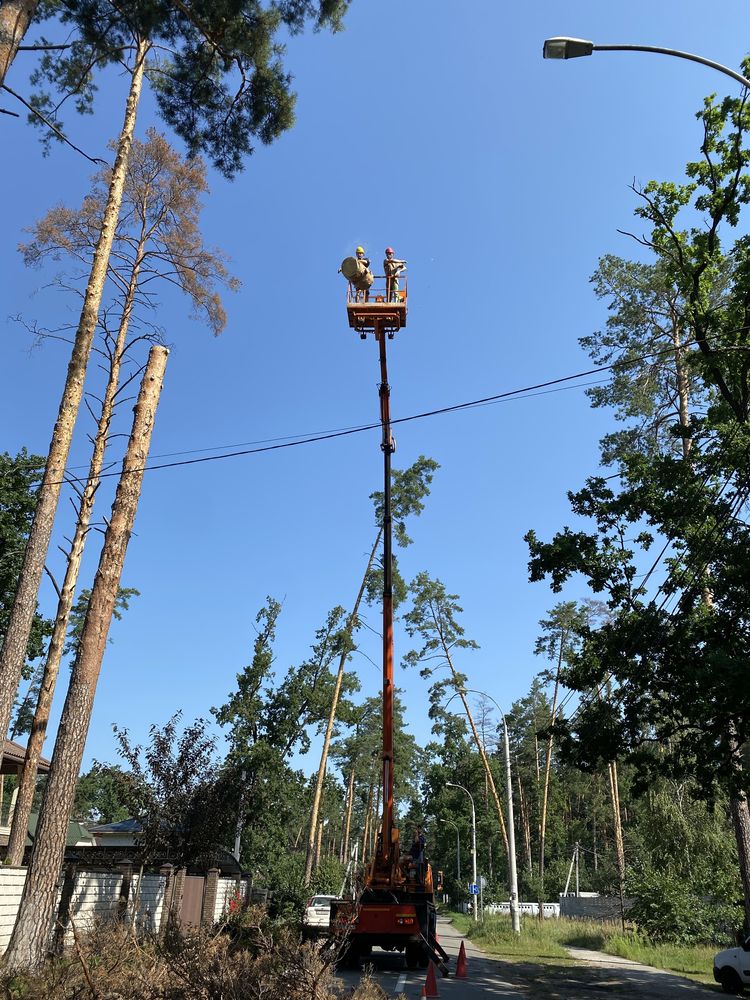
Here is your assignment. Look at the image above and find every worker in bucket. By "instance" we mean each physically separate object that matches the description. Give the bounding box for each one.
[383,247,406,302]
[354,246,372,301]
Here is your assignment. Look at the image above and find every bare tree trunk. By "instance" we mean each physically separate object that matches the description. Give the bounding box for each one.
[4,345,167,972]
[361,780,373,863]
[342,769,355,863]
[731,793,750,929]
[313,819,323,871]
[539,631,564,882]
[607,760,626,905]
[451,672,509,854]
[517,770,532,875]
[726,725,750,928]
[303,529,382,885]
[0,0,38,87]
[0,39,149,749]
[6,247,147,867]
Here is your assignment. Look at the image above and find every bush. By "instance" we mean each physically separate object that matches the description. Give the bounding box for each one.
[0,911,371,1000]
[627,865,741,945]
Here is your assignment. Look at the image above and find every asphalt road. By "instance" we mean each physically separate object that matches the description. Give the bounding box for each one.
[334,916,723,998]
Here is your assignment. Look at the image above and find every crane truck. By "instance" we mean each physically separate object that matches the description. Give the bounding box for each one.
[330,265,450,975]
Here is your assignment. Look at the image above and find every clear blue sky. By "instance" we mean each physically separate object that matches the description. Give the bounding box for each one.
[1,2,748,778]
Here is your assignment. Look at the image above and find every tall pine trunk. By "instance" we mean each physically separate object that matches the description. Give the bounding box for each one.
[608,761,626,896]
[0,39,148,749]
[0,0,38,87]
[6,243,147,867]
[4,345,167,972]
[303,529,382,885]
[539,631,564,884]
[341,768,355,863]
[516,770,533,875]
[361,780,373,863]
[445,654,509,854]
[728,725,750,928]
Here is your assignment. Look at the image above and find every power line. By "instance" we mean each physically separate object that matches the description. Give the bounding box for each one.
[14,339,719,489]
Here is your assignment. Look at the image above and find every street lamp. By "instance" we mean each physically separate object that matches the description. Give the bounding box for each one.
[445,688,521,934]
[542,37,750,90]
[445,819,461,882]
[446,782,477,922]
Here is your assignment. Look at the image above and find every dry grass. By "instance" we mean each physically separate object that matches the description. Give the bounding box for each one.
[0,910,377,1000]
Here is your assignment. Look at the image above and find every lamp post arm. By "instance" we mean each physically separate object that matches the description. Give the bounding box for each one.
[594,43,750,90]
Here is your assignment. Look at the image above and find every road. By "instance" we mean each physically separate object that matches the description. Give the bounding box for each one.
[335,917,722,998]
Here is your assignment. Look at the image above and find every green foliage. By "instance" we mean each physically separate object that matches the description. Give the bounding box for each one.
[212,598,358,873]
[365,456,439,609]
[0,450,52,673]
[258,850,346,919]
[403,571,478,682]
[23,0,352,176]
[64,585,139,658]
[583,256,712,465]
[330,690,422,818]
[73,764,130,823]
[523,78,750,933]
[627,864,740,945]
[113,713,232,867]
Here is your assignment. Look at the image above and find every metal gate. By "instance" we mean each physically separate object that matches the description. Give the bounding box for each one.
[180,875,205,927]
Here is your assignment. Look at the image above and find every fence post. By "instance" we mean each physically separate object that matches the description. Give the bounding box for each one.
[158,863,174,934]
[117,859,133,922]
[170,868,186,925]
[202,868,220,929]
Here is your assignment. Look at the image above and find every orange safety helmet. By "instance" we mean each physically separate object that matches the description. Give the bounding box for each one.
[385,247,395,255]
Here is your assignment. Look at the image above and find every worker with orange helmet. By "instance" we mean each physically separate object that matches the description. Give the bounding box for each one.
[383,247,406,302]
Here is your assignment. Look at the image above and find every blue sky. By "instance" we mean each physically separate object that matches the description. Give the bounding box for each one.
[1,2,749,781]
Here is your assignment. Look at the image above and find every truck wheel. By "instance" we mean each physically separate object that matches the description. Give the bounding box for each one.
[719,967,744,995]
[405,944,420,970]
[418,951,429,969]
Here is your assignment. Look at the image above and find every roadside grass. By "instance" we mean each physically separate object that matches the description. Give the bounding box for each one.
[443,912,717,985]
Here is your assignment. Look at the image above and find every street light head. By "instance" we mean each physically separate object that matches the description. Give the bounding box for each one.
[543,37,594,60]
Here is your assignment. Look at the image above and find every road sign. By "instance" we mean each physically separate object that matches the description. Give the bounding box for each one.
[480,876,487,888]
[468,883,479,895]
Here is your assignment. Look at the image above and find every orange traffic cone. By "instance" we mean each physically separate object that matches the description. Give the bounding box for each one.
[424,961,439,998]
[456,940,468,978]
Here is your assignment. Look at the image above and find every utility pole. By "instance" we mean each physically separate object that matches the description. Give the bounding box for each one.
[502,716,521,933]
[575,842,580,897]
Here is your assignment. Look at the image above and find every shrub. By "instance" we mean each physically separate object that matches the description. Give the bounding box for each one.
[627,865,741,945]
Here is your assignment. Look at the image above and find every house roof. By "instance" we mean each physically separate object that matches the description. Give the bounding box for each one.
[89,818,141,835]
[1,739,51,775]
[0,813,95,851]
[27,812,94,847]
